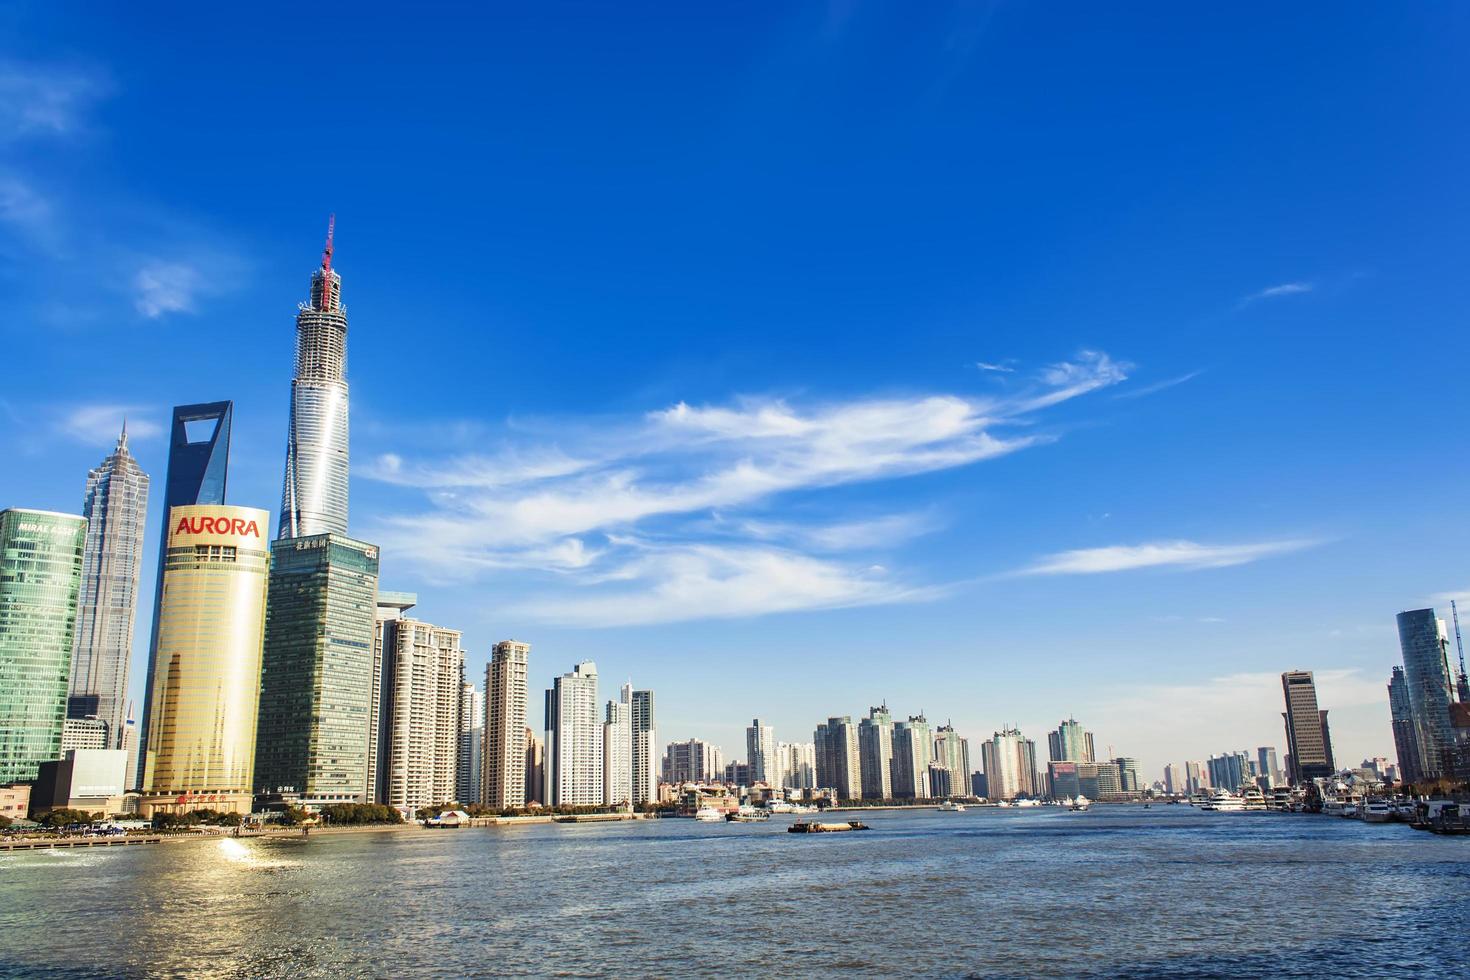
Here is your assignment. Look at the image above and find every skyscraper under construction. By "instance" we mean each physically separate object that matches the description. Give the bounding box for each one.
[279,217,350,540]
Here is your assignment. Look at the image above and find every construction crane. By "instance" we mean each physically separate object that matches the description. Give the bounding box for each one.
[1452,600,1470,702]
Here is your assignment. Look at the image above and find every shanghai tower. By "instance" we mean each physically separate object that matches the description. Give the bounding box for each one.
[279,216,350,539]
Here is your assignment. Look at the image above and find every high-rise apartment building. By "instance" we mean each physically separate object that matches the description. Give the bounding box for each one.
[525,727,545,805]
[1256,746,1281,788]
[68,425,149,756]
[484,640,530,808]
[603,698,632,806]
[858,705,894,800]
[139,506,269,816]
[254,533,379,805]
[628,685,657,805]
[933,723,972,797]
[662,738,723,784]
[814,716,861,799]
[369,594,463,811]
[1388,665,1423,785]
[1396,609,1461,781]
[138,401,231,788]
[778,741,816,790]
[1047,717,1096,763]
[1163,763,1184,795]
[980,727,1037,800]
[746,718,776,787]
[0,510,87,783]
[279,219,350,540]
[1184,759,1209,794]
[545,662,602,806]
[1207,751,1252,791]
[1280,671,1335,784]
[456,682,484,805]
[892,715,934,799]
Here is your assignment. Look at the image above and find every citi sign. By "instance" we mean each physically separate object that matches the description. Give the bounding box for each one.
[174,515,262,538]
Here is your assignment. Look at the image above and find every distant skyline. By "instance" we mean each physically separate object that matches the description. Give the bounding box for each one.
[3,4,1468,778]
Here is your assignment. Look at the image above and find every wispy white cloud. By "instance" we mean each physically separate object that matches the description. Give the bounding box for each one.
[55,404,162,445]
[133,261,203,317]
[365,350,1130,623]
[1114,370,1202,401]
[0,61,110,138]
[1016,538,1319,576]
[1239,281,1313,307]
[976,360,1015,374]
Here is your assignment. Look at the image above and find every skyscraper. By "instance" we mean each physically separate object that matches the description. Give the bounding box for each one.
[892,715,934,799]
[139,506,270,816]
[545,662,602,806]
[663,738,723,784]
[369,595,463,811]
[814,716,861,799]
[1047,717,1096,763]
[279,219,350,540]
[68,425,149,755]
[138,401,231,787]
[484,640,530,808]
[525,727,545,805]
[746,718,776,786]
[858,705,894,800]
[1388,665,1423,785]
[1280,671,1335,784]
[603,697,632,806]
[1163,763,1184,795]
[254,533,379,805]
[456,682,484,805]
[1256,747,1281,788]
[980,727,1037,800]
[1396,609,1461,781]
[933,723,972,797]
[628,686,657,805]
[0,509,87,783]
[778,741,816,791]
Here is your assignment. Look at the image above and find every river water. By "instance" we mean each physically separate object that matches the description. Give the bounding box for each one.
[1,805,1466,978]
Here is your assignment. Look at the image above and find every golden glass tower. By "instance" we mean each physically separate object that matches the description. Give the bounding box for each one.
[140,505,270,816]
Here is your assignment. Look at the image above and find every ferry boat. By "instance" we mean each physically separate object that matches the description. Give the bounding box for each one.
[1068,795,1091,812]
[1200,790,1244,812]
[1359,799,1393,823]
[938,801,967,812]
[727,806,771,822]
[1015,798,1042,808]
[1239,787,1268,810]
[766,800,796,814]
[694,807,725,822]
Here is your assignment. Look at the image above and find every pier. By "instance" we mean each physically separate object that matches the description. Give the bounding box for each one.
[1,836,162,851]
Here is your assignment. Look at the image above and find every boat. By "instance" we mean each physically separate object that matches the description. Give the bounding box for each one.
[1068,795,1091,812]
[693,807,725,823]
[788,820,869,833]
[1239,787,1267,811]
[1201,790,1244,812]
[938,801,967,812]
[1015,798,1041,808]
[766,801,796,814]
[995,800,1015,808]
[727,806,771,822]
[1359,799,1393,824]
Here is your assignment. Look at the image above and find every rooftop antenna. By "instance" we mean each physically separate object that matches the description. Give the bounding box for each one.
[1453,600,1470,701]
[321,213,335,273]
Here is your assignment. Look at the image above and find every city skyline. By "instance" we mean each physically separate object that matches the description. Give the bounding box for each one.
[4,6,1468,779]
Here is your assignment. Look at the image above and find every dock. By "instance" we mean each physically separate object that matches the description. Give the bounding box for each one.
[1,836,162,851]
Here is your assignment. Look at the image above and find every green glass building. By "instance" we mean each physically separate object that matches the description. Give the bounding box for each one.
[0,509,88,783]
[254,533,379,804]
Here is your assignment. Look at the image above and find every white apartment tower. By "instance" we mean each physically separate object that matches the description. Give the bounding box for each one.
[484,640,530,808]
[747,718,776,786]
[546,661,602,806]
[603,698,632,806]
[628,684,657,805]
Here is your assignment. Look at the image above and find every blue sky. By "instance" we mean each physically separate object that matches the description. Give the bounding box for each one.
[2,3,1468,779]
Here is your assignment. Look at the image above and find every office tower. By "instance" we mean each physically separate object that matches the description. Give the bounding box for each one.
[603,698,632,806]
[279,219,350,540]
[484,640,530,808]
[814,716,861,799]
[1280,671,1335,783]
[980,727,1037,800]
[724,760,751,786]
[525,727,545,805]
[892,715,934,799]
[1047,716,1096,763]
[1256,747,1281,788]
[662,738,723,784]
[61,716,110,751]
[67,424,149,754]
[456,682,484,805]
[1184,760,1209,794]
[0,510,87,784]
[1396,609,1461,781]
[1163,763,1183,795]
[254,533,379,805]
[933,723,972,797]
[1206,751,1252,791]
[545,662,602,806]
[858,705,894,800]
[1114,757,1141,793]
[628,686,657,805]
[138,506,269,815]
[138,401,231,787]
[746,718,776,786]
[369,594,463,810]
[778,741,816,790]
[1388,666,1423,785]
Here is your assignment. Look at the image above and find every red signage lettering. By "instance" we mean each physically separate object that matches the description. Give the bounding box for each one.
[174,515,261,539]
